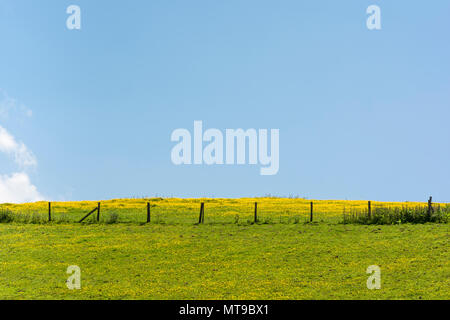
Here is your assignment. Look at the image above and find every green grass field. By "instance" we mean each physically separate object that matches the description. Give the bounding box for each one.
[0,221,448,299]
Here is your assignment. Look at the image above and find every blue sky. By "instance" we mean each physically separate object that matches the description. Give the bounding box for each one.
[0,0,449,202]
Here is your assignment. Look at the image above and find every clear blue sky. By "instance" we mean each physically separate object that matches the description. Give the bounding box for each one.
[0,0,449,202]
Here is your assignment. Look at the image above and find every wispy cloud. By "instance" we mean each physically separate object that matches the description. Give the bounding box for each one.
[0,89,33,119]
[0,125,37,168]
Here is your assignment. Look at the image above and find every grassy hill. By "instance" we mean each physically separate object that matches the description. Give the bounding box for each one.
[0,198,448,299]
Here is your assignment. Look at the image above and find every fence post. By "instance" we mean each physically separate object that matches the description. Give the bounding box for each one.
[368,201,372,219]
[254,202,258,223]
[147,202,151,223]
[97,202,101,222]
[79,207,98,223]
[199,203,204,224]
[427,196,433,217]
[310,202,314,222]
[202,203,205,223]
[48,202,52,222]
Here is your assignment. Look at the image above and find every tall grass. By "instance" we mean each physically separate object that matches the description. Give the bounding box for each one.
[342,205,450,225]
[0,208,72,224]
[0,209,14,223]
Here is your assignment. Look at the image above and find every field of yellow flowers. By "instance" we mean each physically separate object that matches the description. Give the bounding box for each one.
[0,198,448,300]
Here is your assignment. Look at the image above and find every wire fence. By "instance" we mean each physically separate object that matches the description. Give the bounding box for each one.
[1,198,448,225]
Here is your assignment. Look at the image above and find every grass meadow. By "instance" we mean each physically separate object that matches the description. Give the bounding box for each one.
[0,198,448,300]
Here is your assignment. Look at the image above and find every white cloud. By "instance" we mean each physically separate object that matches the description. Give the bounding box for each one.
[0,90,42,203]
[0,125,37,168]
[0,172,43,203]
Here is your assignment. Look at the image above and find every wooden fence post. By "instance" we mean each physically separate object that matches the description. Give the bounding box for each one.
[202,203,205,223]
[48,202,52,222]
[97,202,101,222]
[199,203,205,224]
[427,196,433,217]
[310,202,314,222]
[254,202,258,223]
[147,202,151,223]
[368,201,372,219]
[79,207,99,223]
